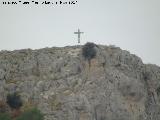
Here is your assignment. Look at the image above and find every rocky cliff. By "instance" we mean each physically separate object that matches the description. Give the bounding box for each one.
[0,44,160,120]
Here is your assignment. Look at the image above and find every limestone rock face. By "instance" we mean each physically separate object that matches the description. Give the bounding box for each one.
[0,45,160,120]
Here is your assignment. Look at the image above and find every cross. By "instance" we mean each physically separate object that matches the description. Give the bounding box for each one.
[74,29,84,43]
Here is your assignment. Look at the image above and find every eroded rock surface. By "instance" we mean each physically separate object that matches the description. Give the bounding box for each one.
[0,45,160,120]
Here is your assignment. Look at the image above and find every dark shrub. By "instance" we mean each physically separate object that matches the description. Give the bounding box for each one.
[0,113,11,120]
[82,42,97,61]
[16,108,44,120]
[6,92,22,110]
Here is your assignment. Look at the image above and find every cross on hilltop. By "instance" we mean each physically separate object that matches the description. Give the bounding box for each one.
[74,29,84,43]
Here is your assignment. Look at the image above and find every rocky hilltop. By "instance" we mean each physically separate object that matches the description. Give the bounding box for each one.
[0,44,160,120]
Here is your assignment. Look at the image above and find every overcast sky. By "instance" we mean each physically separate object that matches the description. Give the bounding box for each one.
[0,0,160,65]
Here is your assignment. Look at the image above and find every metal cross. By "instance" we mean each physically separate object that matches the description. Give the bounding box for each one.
[74,29,84,43]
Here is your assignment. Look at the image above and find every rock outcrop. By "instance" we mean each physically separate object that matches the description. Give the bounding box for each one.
[0,44,160,120]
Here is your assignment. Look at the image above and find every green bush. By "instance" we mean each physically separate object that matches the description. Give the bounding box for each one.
[6,92,23,110]
[0,113,12,120]
[16,108,44,120]
[82,42,97,61]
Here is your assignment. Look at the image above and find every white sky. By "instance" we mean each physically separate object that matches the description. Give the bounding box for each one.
[0,0,160,65]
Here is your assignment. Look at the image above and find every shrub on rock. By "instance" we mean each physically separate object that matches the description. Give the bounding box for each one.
[6,92,22,110]
[0,113,11,120]
[82,42,97,61]
[16,108,44,120]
